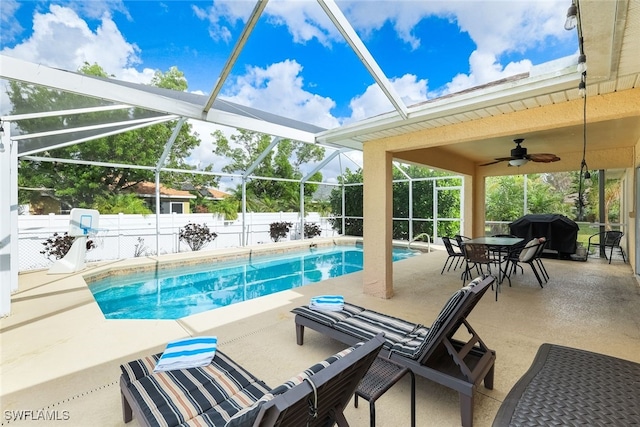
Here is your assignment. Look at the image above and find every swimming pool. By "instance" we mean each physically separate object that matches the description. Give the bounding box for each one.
[88,244,419,320]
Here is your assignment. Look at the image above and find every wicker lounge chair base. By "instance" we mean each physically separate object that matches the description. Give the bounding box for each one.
[493,343,640,426]
[292,276,496,427]
[120,333,384,427]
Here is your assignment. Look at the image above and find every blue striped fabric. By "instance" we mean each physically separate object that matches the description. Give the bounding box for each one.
[154,336,218,372]
[122,349,270,427]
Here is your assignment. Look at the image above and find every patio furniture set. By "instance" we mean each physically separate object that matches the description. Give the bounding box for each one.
[442,235,549,300]
[119,267,636,426]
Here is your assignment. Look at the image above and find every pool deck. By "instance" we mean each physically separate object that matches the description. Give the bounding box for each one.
[1,241,638,426]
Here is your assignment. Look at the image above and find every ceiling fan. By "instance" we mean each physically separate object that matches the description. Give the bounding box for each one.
[480,138,561,167]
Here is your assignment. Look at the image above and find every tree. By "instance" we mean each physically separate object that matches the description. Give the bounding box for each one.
[329,166,462,239]
[603,179,621,227]
[190,194,239,221]
[10,63,215,212]
[328,168,363,236]
[393,165,462,239]
[212,130,325,212]
[485,174,570,234]
[92,193,152,214]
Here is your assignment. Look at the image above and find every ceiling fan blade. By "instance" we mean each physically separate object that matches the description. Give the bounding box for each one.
[528,153,561,163]
[480,157,513,166]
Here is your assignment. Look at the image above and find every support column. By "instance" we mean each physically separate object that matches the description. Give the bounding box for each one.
[462,175,475,237]
[363,145,393,298]
[470,174,484,237]
[0,123,15,316]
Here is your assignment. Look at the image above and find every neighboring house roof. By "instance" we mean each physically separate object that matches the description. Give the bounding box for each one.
[203,188,231,200]
[132,182,196,199]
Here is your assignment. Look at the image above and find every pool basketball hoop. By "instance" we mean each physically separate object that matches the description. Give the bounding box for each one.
[48,208,100,274]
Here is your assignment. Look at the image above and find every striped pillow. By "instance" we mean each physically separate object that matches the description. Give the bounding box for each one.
[154,336,218,372]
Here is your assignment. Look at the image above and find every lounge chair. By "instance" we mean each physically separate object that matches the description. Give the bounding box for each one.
[292,275,496,427]
[119,333,385,427]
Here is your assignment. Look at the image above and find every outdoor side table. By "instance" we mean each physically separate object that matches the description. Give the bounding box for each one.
[354,356,416,427]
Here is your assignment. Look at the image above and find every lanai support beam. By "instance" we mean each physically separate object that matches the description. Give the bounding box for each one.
[362,144,393,298]
[154,118,186,255]
[203,0,268,114]
[0,121,17,316]
[299,148,347,238]
[242,137,281,246]
[317,0,408,120]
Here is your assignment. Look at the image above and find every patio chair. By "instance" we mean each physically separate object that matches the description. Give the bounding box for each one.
[587,230,626,264]
[461,243,507,287]
[506,239,547,287]
[441,236,465,274]
[454,234,471,248]
[119,333,385,427]
[292,275,497,427]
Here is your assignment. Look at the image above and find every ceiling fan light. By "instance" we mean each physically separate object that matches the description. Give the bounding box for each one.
[509,158,528,167]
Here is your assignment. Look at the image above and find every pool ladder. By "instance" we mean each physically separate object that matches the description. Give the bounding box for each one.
[408,233,431,252]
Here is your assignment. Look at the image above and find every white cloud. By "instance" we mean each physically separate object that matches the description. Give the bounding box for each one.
[0,5,152,84]
[441,50,533,96]
[223,59,340,129]
[347,74,429,123]
[186,119,235,173]
[192,1,257,43]
[264,1,339,46]
[0,0,24,43]
[244,0,571,94]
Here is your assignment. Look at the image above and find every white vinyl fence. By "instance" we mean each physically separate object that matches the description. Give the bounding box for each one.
[18,212,337,272]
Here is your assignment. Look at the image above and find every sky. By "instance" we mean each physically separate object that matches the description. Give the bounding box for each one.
[0,0,578,187]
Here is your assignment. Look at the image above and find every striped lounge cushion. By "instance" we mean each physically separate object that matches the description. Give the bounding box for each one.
[291,277,481,361]
[223,343,360,427]
[121,350,270,427]
[332,309,420,351]
[291,302,365,327]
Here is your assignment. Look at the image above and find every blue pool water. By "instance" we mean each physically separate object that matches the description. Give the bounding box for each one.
[89,245,419,320]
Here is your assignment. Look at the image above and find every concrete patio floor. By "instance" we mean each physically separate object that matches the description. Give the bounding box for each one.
[1,246,638,427]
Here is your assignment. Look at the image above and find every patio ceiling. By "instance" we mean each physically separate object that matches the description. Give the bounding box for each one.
[1,0,639,172]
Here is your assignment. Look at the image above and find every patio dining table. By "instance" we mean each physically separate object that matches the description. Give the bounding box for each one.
[463,236,523,300]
